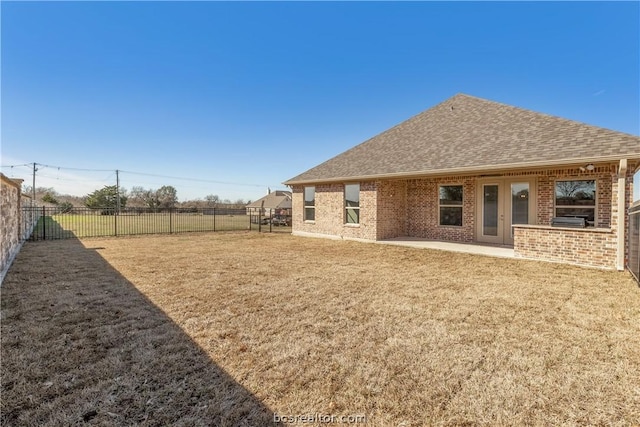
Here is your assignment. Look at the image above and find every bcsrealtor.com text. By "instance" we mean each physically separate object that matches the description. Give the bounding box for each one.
[274,413,367,424]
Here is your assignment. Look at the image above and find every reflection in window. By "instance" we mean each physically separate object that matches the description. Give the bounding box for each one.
[511,183,529,237]
[483,185,498,236]
[304,186,315,221]
[439,185,463,226]
[555,180,595,224]
[511,183,529,225]
[345,183,360,224]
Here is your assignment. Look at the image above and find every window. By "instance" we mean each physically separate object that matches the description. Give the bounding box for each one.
[555,180,596,225]
[304,186,315,221]
[344,183,360,224]
[439,185,463,226]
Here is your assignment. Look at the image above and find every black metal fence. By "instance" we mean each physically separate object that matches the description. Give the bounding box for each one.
[24,206,291,240]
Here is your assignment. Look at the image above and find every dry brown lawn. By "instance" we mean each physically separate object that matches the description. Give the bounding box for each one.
[2,232,639,426]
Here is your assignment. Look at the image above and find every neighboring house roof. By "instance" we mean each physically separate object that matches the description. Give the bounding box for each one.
[246,191,292,210]
[284,94,640,184]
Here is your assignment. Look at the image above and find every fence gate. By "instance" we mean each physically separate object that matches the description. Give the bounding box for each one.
[629,201,640,284]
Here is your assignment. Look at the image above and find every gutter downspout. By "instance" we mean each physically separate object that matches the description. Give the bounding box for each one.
[617,159,628,271]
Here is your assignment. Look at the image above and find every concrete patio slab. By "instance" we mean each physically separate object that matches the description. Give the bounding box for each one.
[379,237,515,258]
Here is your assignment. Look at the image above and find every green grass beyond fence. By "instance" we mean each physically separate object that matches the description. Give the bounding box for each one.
[27,208,259,239]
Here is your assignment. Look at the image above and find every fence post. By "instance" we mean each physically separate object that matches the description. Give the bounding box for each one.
[42,206,46,240]
[213,207,216,232]
[259,201,264,232]
[114,207,118,237]
[170,208,173,234]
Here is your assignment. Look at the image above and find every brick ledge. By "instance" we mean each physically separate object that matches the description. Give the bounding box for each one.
[512,224,612,233]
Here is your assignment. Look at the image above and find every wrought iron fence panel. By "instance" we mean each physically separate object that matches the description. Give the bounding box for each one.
[24,207,259,240]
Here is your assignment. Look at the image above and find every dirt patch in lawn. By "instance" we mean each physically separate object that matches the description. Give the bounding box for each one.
[2,232,639,426]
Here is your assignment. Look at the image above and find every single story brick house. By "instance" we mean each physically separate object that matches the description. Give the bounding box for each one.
[246,191,292,225]
[284,94,640,270]
[245,190,292,217]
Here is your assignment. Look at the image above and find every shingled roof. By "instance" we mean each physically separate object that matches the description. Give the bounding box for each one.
[284,94,640,185]
[246,190,292,210]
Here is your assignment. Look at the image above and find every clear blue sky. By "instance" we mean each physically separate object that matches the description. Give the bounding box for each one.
[2,1,639,202]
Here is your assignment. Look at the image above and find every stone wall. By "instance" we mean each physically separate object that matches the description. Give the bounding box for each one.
[19,196,38,241]
[1,174,30,284]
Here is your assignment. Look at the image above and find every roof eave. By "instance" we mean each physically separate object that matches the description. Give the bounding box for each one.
[283,154,640,185]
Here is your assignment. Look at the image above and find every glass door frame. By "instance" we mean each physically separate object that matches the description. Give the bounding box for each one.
[478,181,504,245]
[476,178,537,245]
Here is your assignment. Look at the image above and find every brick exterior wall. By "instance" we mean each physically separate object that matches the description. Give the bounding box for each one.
[406,177,475,242]
[291,182,377,240]
[533,165,615,228]
[513,226,617,269]
[513,162,638,270]
[537,175,553,226]
[376,180,407,240]
[290,161,636,269]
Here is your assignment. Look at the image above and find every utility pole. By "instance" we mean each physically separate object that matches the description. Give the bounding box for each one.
[32,162,37,206]
[32,162,37,227]
[116,169,120,215]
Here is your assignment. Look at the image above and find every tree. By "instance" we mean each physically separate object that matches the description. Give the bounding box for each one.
[128,186,148,207]
[205,194,219,207]
[127,185,178,209]
[42,192,59,205]
[439,186,463,203]
[156,185,178,208]
[556,180,595,202]
[58,201,73,213]
[85,185,127,212]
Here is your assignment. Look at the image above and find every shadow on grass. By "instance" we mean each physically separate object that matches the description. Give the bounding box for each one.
[30,216,76,240]
[1,238,277,426]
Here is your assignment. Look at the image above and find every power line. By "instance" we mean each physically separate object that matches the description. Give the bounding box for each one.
[2,161,283,189]
[36,173,113,183]
[37,163,113,173]
[119,170,266,188]
[0,163,32,169]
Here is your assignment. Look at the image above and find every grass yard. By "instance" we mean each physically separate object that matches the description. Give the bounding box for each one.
[2,232,639,426]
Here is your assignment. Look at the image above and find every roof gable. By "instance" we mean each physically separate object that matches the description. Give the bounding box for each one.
[285,94,640,184]
[246,191,292,209]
